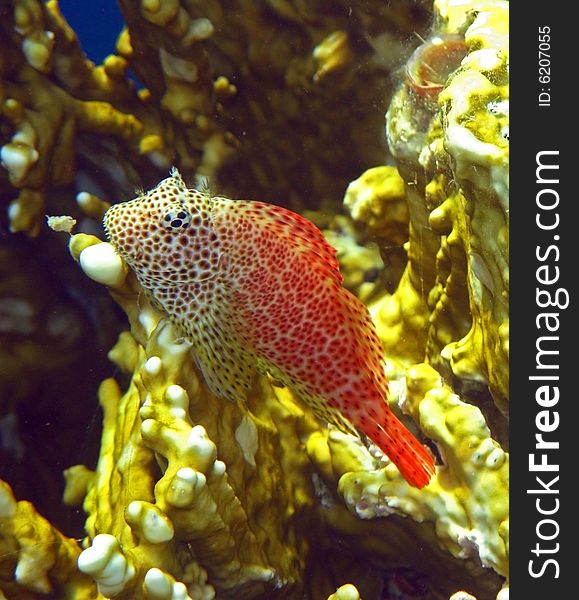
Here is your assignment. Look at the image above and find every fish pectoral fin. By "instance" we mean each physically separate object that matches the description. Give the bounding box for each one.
[286,382,360,439]
[255,359,288,389]
[320,405,359,438]
[192,338,257,403]
[268,376,285,389]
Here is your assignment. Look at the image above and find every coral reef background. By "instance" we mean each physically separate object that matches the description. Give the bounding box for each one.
[0,1,508,599]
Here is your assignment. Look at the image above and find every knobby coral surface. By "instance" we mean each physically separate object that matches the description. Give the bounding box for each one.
[377,0,509,421]
[0,0,508,599]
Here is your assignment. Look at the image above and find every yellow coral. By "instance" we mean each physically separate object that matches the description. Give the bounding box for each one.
[376,0,509,413]
[0,480,96,598]
[63,219,505,599]
[327,583,362,600]
[0,0,229,235]
[344,166,408,243]
[0,1,509,598]
[312,364,508,578]
[69,240,319,596]
[313,31,355,82]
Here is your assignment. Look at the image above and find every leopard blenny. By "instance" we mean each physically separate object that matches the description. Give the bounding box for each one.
[103,169,435,488]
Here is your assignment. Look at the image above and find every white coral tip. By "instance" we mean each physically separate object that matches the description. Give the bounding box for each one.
[79,242,128,287]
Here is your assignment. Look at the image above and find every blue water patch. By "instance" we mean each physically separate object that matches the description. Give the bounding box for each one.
[59,0,125,64]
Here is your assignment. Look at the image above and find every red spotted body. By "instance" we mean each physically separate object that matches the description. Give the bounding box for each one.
[103,169,435,488]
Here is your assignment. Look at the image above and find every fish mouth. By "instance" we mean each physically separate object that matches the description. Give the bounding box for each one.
[102,204,120,243]
[102,206,123,257]
[102,213,111,241]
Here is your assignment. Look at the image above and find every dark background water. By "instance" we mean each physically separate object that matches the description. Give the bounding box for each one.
[59,0,124,63]
[0,3,129,536]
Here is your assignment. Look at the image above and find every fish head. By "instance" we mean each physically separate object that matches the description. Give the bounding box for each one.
[103,170,219,286]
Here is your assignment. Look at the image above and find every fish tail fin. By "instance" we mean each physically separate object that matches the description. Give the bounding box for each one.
[362,408,435,488]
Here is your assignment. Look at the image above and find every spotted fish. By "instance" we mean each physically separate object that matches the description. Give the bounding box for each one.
[103,169,435,487]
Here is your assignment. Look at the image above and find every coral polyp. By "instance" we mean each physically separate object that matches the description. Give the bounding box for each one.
[406,34,468,101]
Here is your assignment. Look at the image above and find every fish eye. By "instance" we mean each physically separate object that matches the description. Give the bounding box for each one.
[161,209,192,230]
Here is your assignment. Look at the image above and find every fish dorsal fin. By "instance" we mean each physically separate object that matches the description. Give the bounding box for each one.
[214,198,343,284]
[250,201,343,283]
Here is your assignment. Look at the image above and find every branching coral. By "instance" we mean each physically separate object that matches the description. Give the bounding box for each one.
[0,0,230,235]
[67,235,326,598]
[62,229,504,599]
[334,364,508,577]
[377,0,509,418]
[0,0,508,599]
[0,480,96,598]
[332,0,509,595]
[1,0,429,235]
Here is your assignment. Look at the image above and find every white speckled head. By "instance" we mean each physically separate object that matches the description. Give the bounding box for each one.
[103,170,220,288]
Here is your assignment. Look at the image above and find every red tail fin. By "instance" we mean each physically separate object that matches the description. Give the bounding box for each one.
[361,409,435,488]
